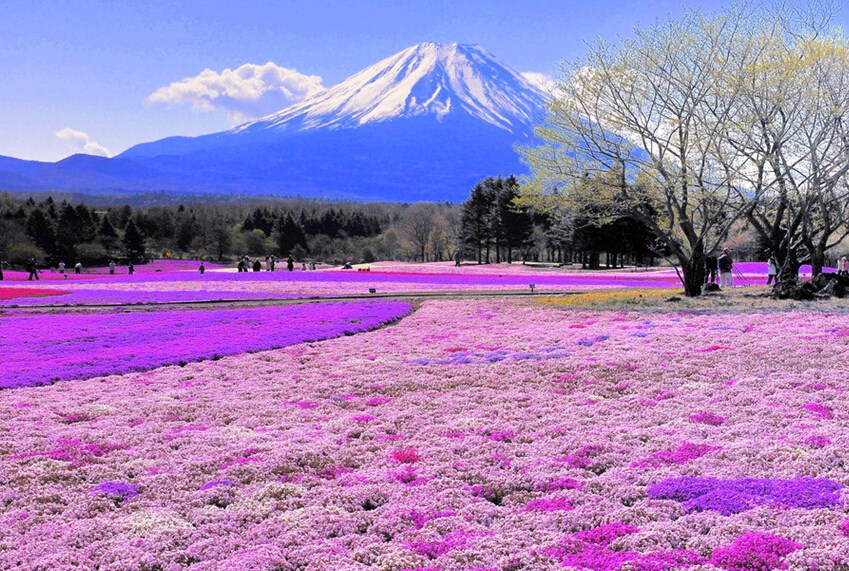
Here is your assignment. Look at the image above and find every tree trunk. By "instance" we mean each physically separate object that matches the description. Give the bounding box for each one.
[810,248,825,276]
[778,251,801,284]
[682,253,706,297]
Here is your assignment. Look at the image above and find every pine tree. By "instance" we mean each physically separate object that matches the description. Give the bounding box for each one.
[25,209,56,256]
[274,213,307,255]
[55,202,80,262]
[123,219,146,262]
[74,203,97,243]
[461,178,498,263]
[496,176,534,263]
[99,215,119,250]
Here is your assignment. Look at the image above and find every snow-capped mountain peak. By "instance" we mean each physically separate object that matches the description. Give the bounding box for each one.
[233,42,548,134]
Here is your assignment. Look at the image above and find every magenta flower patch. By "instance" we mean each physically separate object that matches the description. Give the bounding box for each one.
[522,496,573,512]
[710,532,802,571]
[551,524,705,571]
[633,442,721,468]
[802,403,834,419]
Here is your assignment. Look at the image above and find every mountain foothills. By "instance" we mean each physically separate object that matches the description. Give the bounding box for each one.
[0,43,548,202]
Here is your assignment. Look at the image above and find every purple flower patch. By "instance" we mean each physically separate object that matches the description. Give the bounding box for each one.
[1,300,412,389]
[647,476,842,515]
[199,479,237,490]
[92,481,140,503]
[576,335,609,347]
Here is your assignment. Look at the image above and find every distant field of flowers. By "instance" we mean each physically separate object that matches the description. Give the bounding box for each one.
[2,292,848,570]
[0,261,691,306]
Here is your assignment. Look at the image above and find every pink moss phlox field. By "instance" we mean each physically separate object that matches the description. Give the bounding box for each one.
[1,300,411,388]
[3,299,849,569]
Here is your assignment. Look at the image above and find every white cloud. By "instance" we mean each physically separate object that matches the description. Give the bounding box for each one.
[521,71,557,94]
[54,128,112,157]
[147,62,325,123]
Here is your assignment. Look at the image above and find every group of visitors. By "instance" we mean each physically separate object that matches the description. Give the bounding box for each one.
[704,249,735,288]
[25,259,136,281]
[236,255,296,273]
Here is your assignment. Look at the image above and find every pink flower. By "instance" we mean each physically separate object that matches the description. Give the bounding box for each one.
[391,447,421,463]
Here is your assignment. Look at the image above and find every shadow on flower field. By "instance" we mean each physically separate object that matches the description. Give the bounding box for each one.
[1,294,848,570]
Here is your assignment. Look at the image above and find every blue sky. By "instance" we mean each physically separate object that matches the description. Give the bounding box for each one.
[0,0,832,161]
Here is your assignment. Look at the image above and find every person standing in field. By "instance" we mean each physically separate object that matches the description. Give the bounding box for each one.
[717,249,733,289]
[58,261,66,276]
[128,262,135,275]
[75,262,82,274]
[767,255,778,285]
[199,261,206,274]
[287,255,294,271]
[27,257,39,281]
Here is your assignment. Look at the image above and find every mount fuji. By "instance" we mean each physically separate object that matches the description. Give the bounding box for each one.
[0,43,549,202]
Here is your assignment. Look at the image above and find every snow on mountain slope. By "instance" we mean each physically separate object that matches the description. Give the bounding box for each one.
[233,42,548,134]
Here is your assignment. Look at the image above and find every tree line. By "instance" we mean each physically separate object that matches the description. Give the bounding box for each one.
[0,185,662,272]
[0,194,396,268]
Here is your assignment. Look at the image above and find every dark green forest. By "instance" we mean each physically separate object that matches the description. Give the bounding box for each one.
[0,177,659,270]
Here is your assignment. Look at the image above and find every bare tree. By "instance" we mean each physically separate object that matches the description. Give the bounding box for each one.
[520,6,765,295]
[520,3,849,294]
[727,5,849,280]
[401,203,437,262]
